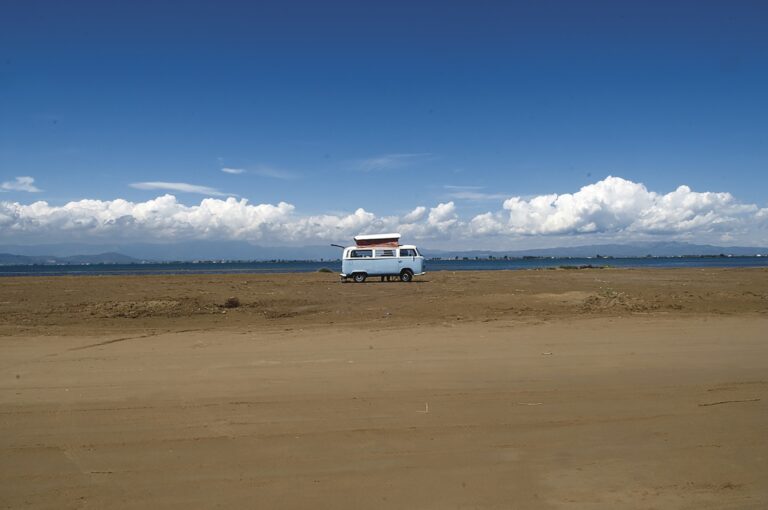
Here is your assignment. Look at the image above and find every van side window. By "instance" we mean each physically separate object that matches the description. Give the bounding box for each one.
[400,248,415,257]
[376,249,395,257]
[351,249,373,258]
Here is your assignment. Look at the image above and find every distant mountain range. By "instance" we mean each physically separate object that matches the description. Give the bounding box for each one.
[0,241,767,265]
[0,241,344,263]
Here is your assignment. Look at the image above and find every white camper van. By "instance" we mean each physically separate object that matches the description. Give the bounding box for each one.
[340,233,425,283]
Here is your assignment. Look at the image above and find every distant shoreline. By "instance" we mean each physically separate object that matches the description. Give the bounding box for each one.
[2,255,768,277]
[1,253,767,267]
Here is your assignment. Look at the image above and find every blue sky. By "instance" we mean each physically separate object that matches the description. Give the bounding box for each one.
[1,1,767,248]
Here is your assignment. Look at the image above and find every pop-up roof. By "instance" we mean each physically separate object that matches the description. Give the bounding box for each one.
[354,232,401,247]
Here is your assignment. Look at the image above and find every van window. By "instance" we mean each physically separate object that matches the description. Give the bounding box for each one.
[400,248,417,257]
[376,249,395,257]
[350,249,373,258]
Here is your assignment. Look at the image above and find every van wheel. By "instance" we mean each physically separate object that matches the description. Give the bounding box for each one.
[399,270,413,282]
[353,273,367,283]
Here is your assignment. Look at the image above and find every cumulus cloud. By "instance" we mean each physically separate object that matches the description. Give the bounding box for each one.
[1,176,42,193]
[398,202,459,239]
[428,202,457,225]
[0,195,395,243]
[130,181,231,197]
[401,206,427,223]
[1,177,766,245]
[469,176,765,238]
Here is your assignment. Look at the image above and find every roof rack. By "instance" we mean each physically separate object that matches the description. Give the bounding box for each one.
[353,232,401,247]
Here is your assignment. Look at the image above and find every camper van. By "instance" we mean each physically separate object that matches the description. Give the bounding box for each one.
[340,233,425,283]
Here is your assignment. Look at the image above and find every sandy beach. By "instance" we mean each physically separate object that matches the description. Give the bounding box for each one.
[1,268,767,509]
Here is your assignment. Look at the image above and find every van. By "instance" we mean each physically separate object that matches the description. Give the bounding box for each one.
[339,233,426,283]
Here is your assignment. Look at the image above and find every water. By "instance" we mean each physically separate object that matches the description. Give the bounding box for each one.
[1,257,767,277]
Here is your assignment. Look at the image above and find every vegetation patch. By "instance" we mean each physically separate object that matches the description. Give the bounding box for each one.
[223,296,241,308]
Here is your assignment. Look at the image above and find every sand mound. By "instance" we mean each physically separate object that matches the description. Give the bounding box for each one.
[581,288,656,313]
[83,299,216,318]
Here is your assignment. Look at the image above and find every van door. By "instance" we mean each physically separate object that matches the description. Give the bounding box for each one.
[374,248,398,275]
[398,248,423,274]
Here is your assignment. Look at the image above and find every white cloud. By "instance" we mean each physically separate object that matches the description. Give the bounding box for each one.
[1,176,42,193]
[631,185,756,234]
[399,202,459,239]
[401,206,427,223]
[221,167,245,174]
[357,153,432,172]
[130,181,231,197]
[1,177,766,246]
[0,195,389,243]
[470,176,765,238]
[428,202,457,225]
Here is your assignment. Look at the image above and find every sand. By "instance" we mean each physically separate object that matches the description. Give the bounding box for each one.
[1,268,767,508]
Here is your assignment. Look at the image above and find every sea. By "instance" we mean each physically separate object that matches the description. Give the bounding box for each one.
[1,257,767,277]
